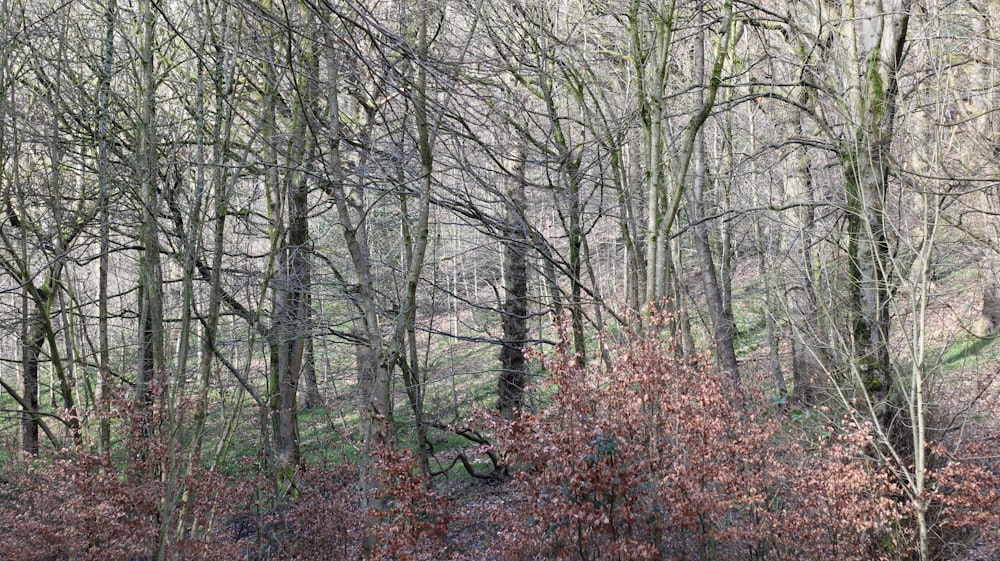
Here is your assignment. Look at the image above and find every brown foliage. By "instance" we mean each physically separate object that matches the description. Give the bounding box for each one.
[0,395,251,560]
[369,446,453,560]
[0,416,457,561]
[2,323,996,560]
[243,449,452,561]
[0,446,249,561]
[0,451,158,561]
[929,437,1000,555]
[485,322,906,561]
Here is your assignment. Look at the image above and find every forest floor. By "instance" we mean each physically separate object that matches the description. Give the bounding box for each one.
[207,263,1000,560]
[2,264,999,560]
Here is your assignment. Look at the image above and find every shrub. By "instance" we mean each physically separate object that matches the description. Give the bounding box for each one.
[0,393,250,561]
[369,445,453,560]
[928,437,1000,557]
[0,447,249,561]
[488,321,905,561]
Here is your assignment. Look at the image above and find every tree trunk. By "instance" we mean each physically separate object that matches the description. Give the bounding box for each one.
[137,0,163,413]
[541,68,587,366]
[270,116,312,481]
[300,324,322,409]
[192,0,234,462]
[750,144,787,400]
[263,2,318,484]
[20,298,45,455]
[322,21,394,556]
[686,10,741,389]
[498,146,529,418]
[688,134,741,387]
[843,0,910,428]
[636,0,672,308]
[612,136,643,314]
[97,0,115,455]
[786,91,823,405]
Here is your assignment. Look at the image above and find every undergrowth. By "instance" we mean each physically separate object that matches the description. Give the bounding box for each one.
[481,317,907,561]
[0,317,997,560]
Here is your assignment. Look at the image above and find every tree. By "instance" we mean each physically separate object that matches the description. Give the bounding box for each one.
[840,0,911,428]
[314,0,442,551]
[96,0,116,456]
[2,1,999,558]
[0,0,94,453]
[744,2,1000,557]
[684,3,740,388]
[497,144,530,418]
[264,0,317,482]
[136,0,165,416]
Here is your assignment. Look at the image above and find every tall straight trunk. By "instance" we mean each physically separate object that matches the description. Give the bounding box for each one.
[401,318,430,475]
[639,0,673,307]
[97,0,115,455]
[635,1,735,368]
[582,236,614,369]
[612,138,643,313]
[17,177,36,453]
[907,189,939,561]
[747,112,787,399]
[688,138,740,385]
[763,263,787,398]
[498,145,529,417]
[300,321,321,409]
[257,0,285,497]
[782,85,824,404]
[539,244,564,319]
[838,5,930,558]
[20,296,44,455]
[193,0,234,460]
[393,0,436,481]
[670,240,696,354]
[283,3,321,478]
[540,68,587,366]
[399,169,431,475]
[321,23,393,557]
[778,3,825,404]
[272,169,310,474]
[567,167,586,367]
[332,2,437,553]
[157,24,220,556]
[842,0,910,427]
[269,18,314,477]
[686,10,741,388]
[844,161,892,410]
[137,0,164,410]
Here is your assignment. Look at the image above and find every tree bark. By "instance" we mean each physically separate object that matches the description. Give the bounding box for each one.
[843,0,910,427]
[498,145,529,418]
[686,7,741,388]
[300,324,322,409]
[785,89,823,405]
[271,37,314,480]
[20,297,44,454]
[137,0,164,412]
[97,0,115,455]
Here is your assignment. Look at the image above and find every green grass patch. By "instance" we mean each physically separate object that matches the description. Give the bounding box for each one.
[939,334,1000,368]
[732,298,768,356]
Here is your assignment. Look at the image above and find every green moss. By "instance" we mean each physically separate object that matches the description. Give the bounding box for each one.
[856,353,885,394]
[864,374,883,393]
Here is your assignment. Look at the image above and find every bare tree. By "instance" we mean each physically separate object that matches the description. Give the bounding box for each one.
[136,0,165,415]
[685,4,740,388]
[498,144,530,417]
